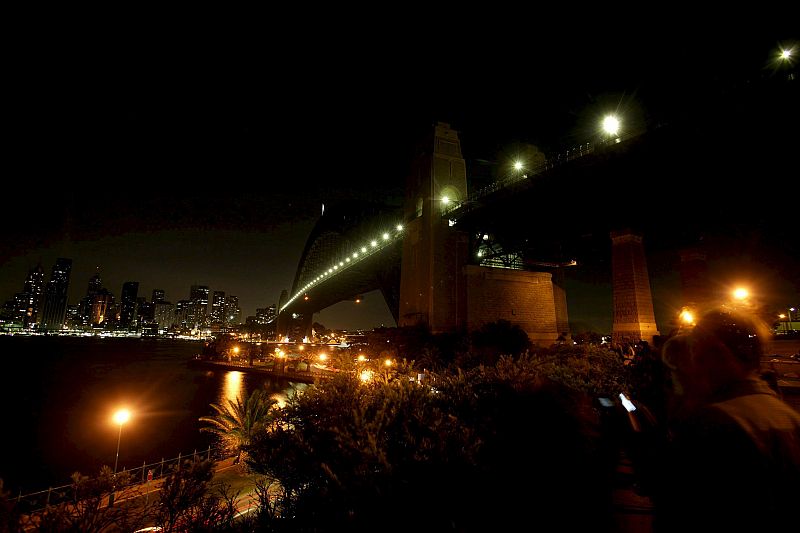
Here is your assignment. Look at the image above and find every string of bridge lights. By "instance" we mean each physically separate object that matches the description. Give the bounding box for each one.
[282,113,632,313]
[280,223,405,312]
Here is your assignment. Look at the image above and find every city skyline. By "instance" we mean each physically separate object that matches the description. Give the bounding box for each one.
[2,31,797,332]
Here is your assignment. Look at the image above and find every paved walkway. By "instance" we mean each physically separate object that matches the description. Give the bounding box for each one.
[612,455,654,533]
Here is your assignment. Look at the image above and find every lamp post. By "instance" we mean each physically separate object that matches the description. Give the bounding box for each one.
[732,287,749,302]
[113,409,130,474]
[110,408,130,507]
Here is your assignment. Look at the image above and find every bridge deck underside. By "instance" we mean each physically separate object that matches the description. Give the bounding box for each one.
[283,241,401,321]
[451,122,795,271]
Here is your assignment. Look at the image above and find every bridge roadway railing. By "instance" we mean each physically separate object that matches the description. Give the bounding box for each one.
[12,445,229,514]
[443,133,638,218]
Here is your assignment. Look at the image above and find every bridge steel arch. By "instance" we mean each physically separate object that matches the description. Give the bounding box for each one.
[277,202,403,340]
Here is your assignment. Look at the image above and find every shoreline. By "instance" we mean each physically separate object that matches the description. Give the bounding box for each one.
[187,358,334,384]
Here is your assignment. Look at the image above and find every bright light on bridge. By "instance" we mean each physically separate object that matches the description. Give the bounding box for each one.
[442,196,450,205]
[602,115,620,136]
[280,220,411,312]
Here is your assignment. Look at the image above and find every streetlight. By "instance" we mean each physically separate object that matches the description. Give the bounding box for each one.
[732,287,749,301]
[679,308,695,327]
[112,409,130,474]
[110,408,131,507]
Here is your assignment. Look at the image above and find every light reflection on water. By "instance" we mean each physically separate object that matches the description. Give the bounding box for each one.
[221,371,244,404]
[0,337,310,493]
[217,370,307,408]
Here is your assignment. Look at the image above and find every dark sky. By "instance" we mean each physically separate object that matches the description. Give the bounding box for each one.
[2,26,797,331]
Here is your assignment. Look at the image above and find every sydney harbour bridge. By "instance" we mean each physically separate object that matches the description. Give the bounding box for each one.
[276,69,797,345]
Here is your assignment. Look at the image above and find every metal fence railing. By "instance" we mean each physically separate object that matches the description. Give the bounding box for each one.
[443,132,639,218]
[13,445,231,514]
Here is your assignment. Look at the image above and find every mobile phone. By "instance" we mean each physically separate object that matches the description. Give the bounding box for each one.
[619,393,637,413]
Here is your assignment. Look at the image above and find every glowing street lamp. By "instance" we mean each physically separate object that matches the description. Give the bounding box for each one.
[112,409,131,475]
[109,408,130,507]
[513,160,524,171]
[679,309,695,326]
[732,287,749,301]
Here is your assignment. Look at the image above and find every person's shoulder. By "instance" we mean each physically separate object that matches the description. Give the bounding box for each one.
[712,392,800,432]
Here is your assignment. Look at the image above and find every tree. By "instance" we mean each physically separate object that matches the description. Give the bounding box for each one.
[469,319,532,365]
[156,458,214,532]
[199,388,277,463]
[245,353,623,532]
[36,467,145,533]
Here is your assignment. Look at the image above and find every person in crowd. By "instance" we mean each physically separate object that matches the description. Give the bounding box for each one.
[652,306,800,531]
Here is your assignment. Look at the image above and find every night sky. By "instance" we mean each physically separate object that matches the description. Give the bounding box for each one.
[2,27,797,331]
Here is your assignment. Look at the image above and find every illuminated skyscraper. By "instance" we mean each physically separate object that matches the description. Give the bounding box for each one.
[189,285,210,327]
[225,295,241,325]
[40,258,72,331]
[211,291,226,326]
[22,264,44,328]
[91,289,114,327]
[120,281,139,329]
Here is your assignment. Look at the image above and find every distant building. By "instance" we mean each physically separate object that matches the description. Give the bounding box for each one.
[65,304,80,329]
[40,258,72,331]
[153,301,175,330]
[78,268,103,329]
[119,282,139,329]
[189,285,209,327]
[175,299,191,328]
[22,264,45,328]
[255,305,276,325]
[226,295,241,325]
[137,297,154,325]
[0,264,46,330]
[91,289,114,327]
[152,289,165,304]
[211,291,226,326]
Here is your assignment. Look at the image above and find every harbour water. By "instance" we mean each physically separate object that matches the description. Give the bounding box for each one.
[0,336,297,494]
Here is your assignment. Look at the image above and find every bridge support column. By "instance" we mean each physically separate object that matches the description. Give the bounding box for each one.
[611,230,659,345]
[399,122,469,333]
[552,269,571,340]
[465,266,560,346]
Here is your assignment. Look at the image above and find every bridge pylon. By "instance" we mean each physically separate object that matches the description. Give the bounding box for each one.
[611,230,660,345]
[399,122,469,332]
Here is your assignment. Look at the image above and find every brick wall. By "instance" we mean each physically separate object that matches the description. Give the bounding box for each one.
[465,266,559,346]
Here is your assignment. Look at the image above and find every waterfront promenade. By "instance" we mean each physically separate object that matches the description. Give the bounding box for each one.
[188,357,337,384]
